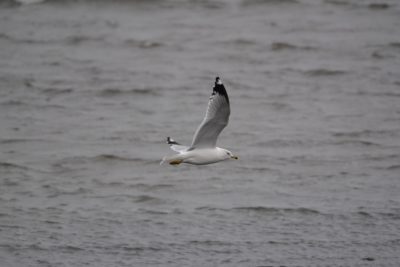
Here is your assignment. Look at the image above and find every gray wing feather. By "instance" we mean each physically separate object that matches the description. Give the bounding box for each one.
[190,78,230,149]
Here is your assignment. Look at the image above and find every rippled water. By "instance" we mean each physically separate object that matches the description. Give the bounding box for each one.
[1,0,400,266]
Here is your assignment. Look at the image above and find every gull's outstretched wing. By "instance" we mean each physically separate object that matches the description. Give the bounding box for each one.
[190,77,230,149]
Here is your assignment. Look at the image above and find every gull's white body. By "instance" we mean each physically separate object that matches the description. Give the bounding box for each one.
[161,147,234,165]
[161,77,237,166]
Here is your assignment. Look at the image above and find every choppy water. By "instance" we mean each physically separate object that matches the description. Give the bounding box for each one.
[1,0,400,266]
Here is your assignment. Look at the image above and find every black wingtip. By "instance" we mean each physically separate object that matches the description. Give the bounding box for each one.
[215,77,223,86]
[213,76,229,104]
[167,137,180,145]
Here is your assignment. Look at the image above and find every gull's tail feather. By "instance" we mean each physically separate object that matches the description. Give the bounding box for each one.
[166,137,189,153]
[160,156,168,165]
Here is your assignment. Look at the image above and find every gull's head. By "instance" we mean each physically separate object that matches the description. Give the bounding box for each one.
[221,148,238,160]
[215,76,223,85]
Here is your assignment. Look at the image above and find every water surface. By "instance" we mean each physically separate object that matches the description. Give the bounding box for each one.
[1,0,400,266]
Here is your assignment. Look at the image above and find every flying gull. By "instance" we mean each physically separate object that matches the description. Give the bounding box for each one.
[161,77,238,165]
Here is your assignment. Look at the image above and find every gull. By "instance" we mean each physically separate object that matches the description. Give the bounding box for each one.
[161,77,238,165]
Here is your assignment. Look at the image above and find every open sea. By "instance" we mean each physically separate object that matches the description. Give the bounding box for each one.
[1,0,400,266]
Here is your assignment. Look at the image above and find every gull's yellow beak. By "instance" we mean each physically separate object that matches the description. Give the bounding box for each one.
[231,156,239,160]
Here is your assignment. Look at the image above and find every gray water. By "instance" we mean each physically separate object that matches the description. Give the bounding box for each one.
[1,0,400,266]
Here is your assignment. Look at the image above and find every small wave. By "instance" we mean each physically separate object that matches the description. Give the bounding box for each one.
[65,35,106,45]
[1,100,65,110]
[94,154,144,162]
[361,154,400,162]
[134,183,175,191]
[0,100,29,106]
[377,165,400,171]
[137,208,170,215]
[271,42,296,51]
[93,180,126,187]
[0,1,20,7]
[368,3,390,10]
[121,245,160,252]
[0,33,35,44]
[97,88,159,97]
[0,33,58,45]
[39,0,225,9]
[195,206,223,212]
[324,0,350,6]
[107,243,162,253]
[362,257,375,262]
[219,38,258,47]
[45,0,166,7]
[304,69,348,76]
[1,179,19,186]
[325,1,391,10]
[332,140,382,147]
[41,88,74,96]
[271,42,316,51]
[0,32,105,46]
[357,210,400,220]
[118,194,165,203]
[47,187,91,198]
[239,166,275,173]
[332,131,365,138]
[388,42,400,48]
[0,162,49,175]
[233,206,320,215]
[24,244,48,252]
[196,206,320,215]
[0,161,30,170]
[378,212,400,220]
[270,101,292,110]
[189,240,233,246]
[357,211,374,218]
[254,139,309,148]
[371,50,386,59]
[357,91,400,98]
[55,245,84,253]
[43,220,60,225]
[184,0,226,9]
[242,0,298,6]
[0,224,23,230]
[4,0,226,10]
[94,180,174,191]
[124,39,164,49]
[332,129,398,138]
[95,194,163,204]
[0,33,13,42]
[134,195,160,203]
[0,138,46,144]
[10,0,46,5]
[56,155,147,167]
[0,244,19,252]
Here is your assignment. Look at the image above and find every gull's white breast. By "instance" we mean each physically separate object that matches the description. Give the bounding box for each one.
[182,148,226,165]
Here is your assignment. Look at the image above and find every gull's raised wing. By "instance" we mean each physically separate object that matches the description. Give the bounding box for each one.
[190,77,230,149]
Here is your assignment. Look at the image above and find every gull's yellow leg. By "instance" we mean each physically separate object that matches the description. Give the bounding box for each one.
[169,159,183,165]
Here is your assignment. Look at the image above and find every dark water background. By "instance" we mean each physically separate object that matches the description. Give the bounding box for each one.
[1,0,400,266]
